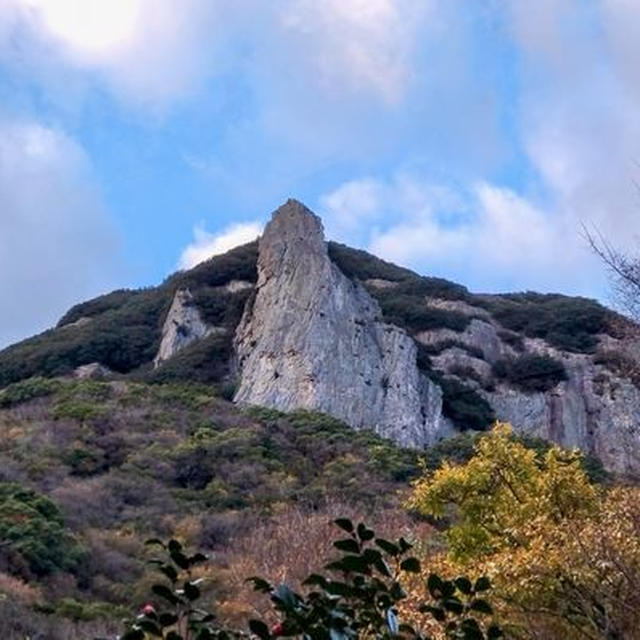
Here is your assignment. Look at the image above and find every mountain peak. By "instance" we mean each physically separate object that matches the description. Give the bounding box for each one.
[266,198,324,242]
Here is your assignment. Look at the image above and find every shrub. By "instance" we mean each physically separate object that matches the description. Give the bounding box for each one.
[418,340,484,360]
[481,292,610,353]
[0,377,62,408]
[170,240,258,289]
[0,241,259,388]
[448,364,484,385]
[376,293,470,333]
[58,290,138,327]
[327,242,416,282]
[147,334,234,384]
[0,483,84,576]
[53,400,107,422]
[421,431,608,484]
[594,349,640,387]
[492,354,567,392]
[120,524,502,640]
[191,288,252,328]
[437,377,495,432]
[496,330,524,352]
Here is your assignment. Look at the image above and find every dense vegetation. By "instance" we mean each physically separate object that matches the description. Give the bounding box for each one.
[375,293,471,334]
[328,241,474,335]
[492,354,568,392]
[0,242,258,388]
[414,346,495,432]
[0,378,430,637]
[0,237,627,401]
[0,378,613,637]
[480,292,612,354]
[409,424,638,638]
[119,524,502,640]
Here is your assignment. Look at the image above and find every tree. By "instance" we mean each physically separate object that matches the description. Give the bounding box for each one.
[407,423,597,562]
[583,224,640,322]
[407,423,640,638]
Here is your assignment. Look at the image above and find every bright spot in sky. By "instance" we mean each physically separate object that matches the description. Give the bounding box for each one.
[22,0,140,60]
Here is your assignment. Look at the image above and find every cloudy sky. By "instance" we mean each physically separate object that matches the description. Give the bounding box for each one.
[1,0,639,347]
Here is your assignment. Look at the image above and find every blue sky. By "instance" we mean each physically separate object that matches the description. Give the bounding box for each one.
[1,0,640,347]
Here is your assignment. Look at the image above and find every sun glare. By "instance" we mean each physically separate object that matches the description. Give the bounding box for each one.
[23,0,140,59]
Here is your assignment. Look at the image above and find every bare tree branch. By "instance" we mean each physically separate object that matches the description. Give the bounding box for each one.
[582,222,640,321]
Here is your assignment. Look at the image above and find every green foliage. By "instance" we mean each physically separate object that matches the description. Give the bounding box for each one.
[53,400,108,422]
[375,293,471,333]
[54,597,127,622]
[169,241,258,289]
[594,349,640,387]
[415,343,433,373]
[414,347,495,432]
[496,331,524,353]
[417,340,484,360]
[421,431,608,485]
[480,292,611,353]
[248,519,502,640]
[422,434,479,471]
[492,354,567,392]
[0,242,259,388]
[62,447,106,476]
[328,242,471,303]
[121,521,502,640]
[191,288,253,328]
[58,290,139,327]
[428,375,495,432]
[0,287,171,387]
[0,377,62,408]
[119,538,239,640]
[0,483,83,576]
[328,242,475,336]
[146,334,234,384]
[328,242,417,282]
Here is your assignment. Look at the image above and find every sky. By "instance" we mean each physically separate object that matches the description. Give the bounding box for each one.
[1,0,640,347]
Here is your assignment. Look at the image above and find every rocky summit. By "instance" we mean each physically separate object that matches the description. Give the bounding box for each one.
[2,198,640,474]
[233,200,444,448]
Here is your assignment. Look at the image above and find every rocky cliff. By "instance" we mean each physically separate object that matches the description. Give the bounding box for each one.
[233,200,445,447]
[230,200,640,474]
[154,288,213,367]
[2,198,640,475]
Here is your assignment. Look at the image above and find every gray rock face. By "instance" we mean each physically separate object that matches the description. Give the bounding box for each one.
[233,200,444,447]
[154,289,213,368]
[487,354,640,476]
[73,362,111,380]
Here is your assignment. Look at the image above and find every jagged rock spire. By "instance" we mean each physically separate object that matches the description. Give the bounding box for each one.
[233,200,444,447]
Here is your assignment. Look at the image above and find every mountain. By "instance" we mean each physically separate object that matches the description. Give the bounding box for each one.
[1,199,640,474]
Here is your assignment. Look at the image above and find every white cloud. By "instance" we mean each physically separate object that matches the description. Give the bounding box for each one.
[0,0,218,111]
[320,172,467,244]
[178,222,262,270]
[279,0,432,102]
[504,0,640,258]
[0,119,120,347]
[320,174,602,295]
[0,0,431,113]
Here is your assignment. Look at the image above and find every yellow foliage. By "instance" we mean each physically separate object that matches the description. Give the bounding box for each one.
[408,423,597,561]
[407,423,640,638]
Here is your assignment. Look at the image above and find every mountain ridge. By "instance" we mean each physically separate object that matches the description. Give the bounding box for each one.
[1,199,639,473]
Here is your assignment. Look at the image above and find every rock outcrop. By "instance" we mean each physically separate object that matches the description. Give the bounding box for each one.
[487,353,640,475]
[233,200,445,447]
[73,362,112,380]
[154,289,212,368]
